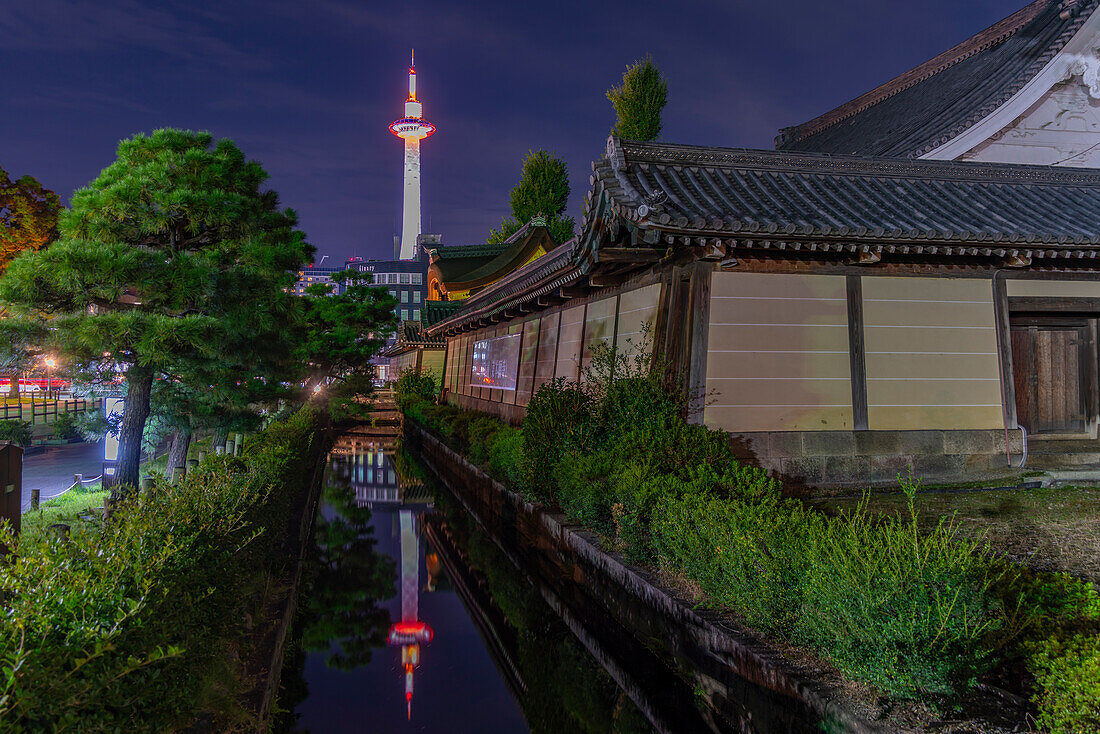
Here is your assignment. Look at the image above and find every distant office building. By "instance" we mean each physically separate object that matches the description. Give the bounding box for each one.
[344,233,437,323]
[290,265,345,297]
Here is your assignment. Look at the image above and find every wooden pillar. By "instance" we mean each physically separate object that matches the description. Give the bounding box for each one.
[846,275,869,431]
[685,262,713,425]
[992,275,1018,429]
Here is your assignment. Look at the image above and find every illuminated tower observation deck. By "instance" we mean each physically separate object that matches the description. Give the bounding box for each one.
[389,52,435,261]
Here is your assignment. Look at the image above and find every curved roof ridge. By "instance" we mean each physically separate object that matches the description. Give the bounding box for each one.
[776,0,1090,154]
[616,138,1100,186]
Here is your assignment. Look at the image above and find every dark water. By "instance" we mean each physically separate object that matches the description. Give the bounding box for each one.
[278,428,661,734]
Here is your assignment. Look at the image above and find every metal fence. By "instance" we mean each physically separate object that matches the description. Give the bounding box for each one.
[1,397,105,424]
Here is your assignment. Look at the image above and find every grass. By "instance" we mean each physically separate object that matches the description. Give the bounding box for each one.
[811,485,1100,585]
[20,484,109,540]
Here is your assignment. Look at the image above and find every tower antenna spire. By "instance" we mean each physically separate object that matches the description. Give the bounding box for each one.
[390,53,434,261]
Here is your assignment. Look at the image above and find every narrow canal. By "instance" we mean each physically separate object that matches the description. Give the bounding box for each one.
[277,427,748,733]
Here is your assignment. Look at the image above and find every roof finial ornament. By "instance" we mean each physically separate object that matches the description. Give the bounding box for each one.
[530,212,548,227]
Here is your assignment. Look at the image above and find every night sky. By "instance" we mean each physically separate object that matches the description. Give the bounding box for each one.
[3,1,1021,264]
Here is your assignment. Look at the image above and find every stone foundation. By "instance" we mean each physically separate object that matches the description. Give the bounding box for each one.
[727,429,1026,489]
[446,392,526,425]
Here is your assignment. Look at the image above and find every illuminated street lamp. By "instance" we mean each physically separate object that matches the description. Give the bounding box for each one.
[44,357,56,396]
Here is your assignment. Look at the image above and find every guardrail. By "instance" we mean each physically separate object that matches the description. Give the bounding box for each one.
[1,397,104,424]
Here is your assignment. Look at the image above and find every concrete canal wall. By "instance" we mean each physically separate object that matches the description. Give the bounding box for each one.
[407,422,884,734]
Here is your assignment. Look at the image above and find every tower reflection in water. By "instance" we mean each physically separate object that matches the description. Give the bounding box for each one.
[332,432,436,722]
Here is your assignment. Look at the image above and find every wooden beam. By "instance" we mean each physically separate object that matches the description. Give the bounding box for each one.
[846,275,869,431]
[559,285,590,299]
[589,273,626,288]
[596,247,662,263]
[1008,296,1100,313]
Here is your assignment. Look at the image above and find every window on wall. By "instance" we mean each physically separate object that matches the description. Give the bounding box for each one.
[400,273,411,284]
[413,309,421,321]
[388,290,397,298]
[471,333,522,390]
[401,309,409,321]
[413,291,421,303]
[401,291,409,303]
[411,273,422,285]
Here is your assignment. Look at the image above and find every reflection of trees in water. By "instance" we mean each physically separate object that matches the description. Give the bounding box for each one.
[275,467,397,734]
[432,483,653,734]
[303,472,397,670]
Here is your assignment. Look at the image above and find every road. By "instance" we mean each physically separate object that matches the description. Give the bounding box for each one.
[20,440,105,511]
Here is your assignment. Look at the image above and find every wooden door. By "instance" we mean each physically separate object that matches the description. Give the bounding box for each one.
[1011,323,1087,434]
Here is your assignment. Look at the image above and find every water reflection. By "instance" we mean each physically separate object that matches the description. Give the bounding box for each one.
[282,428,670,733]
[281,428,530,733]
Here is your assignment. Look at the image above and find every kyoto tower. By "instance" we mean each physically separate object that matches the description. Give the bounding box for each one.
[389,50,435,261]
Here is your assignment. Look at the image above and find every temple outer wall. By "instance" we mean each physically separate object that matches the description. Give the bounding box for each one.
[439,265,1100,487]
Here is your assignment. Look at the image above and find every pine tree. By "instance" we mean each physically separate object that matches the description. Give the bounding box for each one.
[297,270,398,417]
[488,150,575,244]
[607,56,668,141]
[0,130,312,490]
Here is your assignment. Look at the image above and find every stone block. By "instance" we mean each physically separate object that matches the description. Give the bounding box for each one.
[766,432,805,458]
[943,430,997,457]
[854,431,901,457]
[910,454,967,481]
[803,432,856,457]
[779,457,826,484]
[869,455,915,484]
[725,432,771,460]
[896,430,945,456]
[823,455,870,484]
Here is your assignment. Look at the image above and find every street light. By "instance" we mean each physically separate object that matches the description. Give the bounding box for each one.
[44,357,56,396]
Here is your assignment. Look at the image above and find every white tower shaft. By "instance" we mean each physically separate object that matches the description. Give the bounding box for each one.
[400,139,421,261]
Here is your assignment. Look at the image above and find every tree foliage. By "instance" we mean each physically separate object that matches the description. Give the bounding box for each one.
[0,129,312,489]
[0,166,61,273]
[297,270,398,414]
[488,150,575,244]
[606,56,668,142]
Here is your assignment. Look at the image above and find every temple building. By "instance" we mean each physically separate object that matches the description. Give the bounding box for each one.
[424,0,1100,487]
[425,219,556,301]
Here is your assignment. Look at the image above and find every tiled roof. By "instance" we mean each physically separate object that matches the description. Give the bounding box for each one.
[422,299,463,327]
[426,135,1100,335]
[776,0,1096,157]
[427,220,553,290]
[594,137,1100,252]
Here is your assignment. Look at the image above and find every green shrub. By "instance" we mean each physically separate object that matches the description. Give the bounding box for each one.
[795,490,1002,697]
[1029,633,1100,734]
[486,427,525,490]
[0,407,322,731]
[523,378,595,502]
[0,418,32,446]
[466,416,500,466]
[395,368,438,411]
[50,412,80,441]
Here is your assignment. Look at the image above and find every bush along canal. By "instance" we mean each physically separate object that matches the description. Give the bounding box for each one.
[280,425,747,733]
